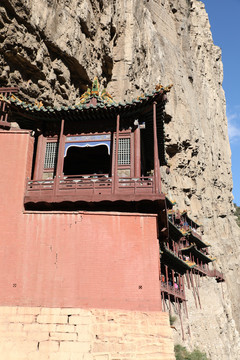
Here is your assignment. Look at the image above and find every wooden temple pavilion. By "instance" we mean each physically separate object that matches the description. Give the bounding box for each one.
[0,79,224,340]
[0,79,171,215]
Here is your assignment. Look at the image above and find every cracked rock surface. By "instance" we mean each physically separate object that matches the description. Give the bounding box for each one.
[1,0,240,358]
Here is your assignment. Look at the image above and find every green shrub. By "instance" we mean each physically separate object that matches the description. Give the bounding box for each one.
[169,314,177,326]
[174,344,209,360]
[174,344,188,360]
[234,203,240,227]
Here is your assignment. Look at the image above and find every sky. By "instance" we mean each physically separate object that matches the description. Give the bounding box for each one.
[201,0,240,206]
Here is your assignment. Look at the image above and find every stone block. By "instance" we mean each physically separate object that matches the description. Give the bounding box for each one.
[27,352,48,360]
[69,316,92,325]
[50,332,78,341]
[60,308,92,316]
[93,341,135,353]
[37,315,68,324]
[83,354,93,360]
[0,340,37,353]
[76,324,91,340]
[0,315,11,324]
[40,308,61,315]
[8,323,24,331]
[17,307,41,315]
[24,323,56,332]
[8,315,36,323]
[70,353,85,360]
[60,341,91,353]
[56,324,76,333]
[27,331,50,342]
[49,352,71,360]
[93,355,109,360]
[0,331,28,340]
[0,306,18,315]
[39,340,59,352]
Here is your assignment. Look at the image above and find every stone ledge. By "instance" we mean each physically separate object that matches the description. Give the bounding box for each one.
[0,306,174,360]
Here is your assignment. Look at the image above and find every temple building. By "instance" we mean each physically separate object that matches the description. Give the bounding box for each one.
[0,80,224,358]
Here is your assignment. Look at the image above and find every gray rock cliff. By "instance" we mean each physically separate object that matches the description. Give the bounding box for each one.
[1,0,240,358]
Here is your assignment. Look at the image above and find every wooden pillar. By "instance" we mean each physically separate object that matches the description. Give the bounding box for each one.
[153,102,161,193]
[113,114,120,194]
[55,119,65,179]
[165,265,168,290]
[134,125,141,178]
[33,134,44,180]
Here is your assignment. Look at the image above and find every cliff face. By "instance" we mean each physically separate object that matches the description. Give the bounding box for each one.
[1,0,240,358]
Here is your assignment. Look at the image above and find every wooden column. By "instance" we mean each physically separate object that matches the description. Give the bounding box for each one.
[153,102,161,193]
[33,134,44,180]
[113,114,120,194]
[56,119,65,178]
[134,125,141,178]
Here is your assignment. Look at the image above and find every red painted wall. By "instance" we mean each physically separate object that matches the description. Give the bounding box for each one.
[0,130,161,311]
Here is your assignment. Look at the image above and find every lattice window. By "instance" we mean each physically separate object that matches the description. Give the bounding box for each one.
[44,142,58,169]
[118,138,130,165]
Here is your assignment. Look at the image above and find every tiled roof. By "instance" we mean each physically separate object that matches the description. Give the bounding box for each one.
[2,83,172,121]
[161,245,196,273]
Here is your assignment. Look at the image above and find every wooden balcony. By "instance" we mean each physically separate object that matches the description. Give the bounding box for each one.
[209,269,225,282]
[24,175,166,204]
[160,281,186,301]
[195,264,211,277]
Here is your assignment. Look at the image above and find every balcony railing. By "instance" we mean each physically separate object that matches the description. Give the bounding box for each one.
[160,281,186,300]
[25,175,165,204]
[209,269,225,282]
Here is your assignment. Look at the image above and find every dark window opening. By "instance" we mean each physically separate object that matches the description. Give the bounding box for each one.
[63,145,111,176]
[44,142,58,169]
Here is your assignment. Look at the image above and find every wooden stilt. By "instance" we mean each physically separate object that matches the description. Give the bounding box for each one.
[193,270,201,308]
[186,271,191,289]
[177,299,184,341]
[153,102,161,193]
[162,294,166,312]
[168,294,172,315]
[190,271,198,308]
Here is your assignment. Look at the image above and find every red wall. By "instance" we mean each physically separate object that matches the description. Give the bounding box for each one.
[0,130,161,311]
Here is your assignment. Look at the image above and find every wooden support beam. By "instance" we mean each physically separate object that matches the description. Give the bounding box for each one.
[190,271,198,309]
[193,270,202,309]
[153,102,161,193]
[178,299,184,341]
[186,270,191,289]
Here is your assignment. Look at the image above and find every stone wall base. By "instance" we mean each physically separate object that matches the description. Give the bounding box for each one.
[0,306,175,360]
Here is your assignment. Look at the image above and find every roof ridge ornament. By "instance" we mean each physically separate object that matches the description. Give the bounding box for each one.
[77,77,116,105]
[155,83,173,92]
